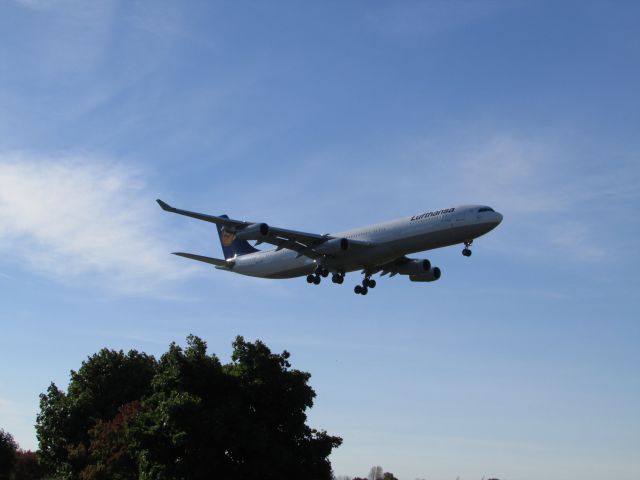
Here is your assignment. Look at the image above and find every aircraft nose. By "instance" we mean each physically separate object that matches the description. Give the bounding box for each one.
[494,212,503,225]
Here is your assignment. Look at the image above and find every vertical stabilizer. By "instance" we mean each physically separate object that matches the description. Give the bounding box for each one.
[215,215,259,259]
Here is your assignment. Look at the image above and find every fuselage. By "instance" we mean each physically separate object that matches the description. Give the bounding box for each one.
[230,205,502,279]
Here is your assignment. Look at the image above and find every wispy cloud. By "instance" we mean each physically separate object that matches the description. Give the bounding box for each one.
[0,152,195,294]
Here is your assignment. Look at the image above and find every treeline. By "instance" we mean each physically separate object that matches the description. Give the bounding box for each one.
[335,465,399,480]
[3,335,342,480]
[0,429,47,480]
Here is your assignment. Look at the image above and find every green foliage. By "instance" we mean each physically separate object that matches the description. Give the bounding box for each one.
[0,428,18,480]
[36,348,157,478]
[36,335,342,480]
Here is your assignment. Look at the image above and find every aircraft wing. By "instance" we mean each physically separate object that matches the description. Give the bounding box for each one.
[257,230,372,260]
[157,199,247,229]
[157,199,373,259]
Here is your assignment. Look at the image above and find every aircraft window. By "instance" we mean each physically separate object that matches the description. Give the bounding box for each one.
[478,207,494,212]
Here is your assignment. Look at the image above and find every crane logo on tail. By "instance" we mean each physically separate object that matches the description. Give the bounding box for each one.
[220,228,236,247]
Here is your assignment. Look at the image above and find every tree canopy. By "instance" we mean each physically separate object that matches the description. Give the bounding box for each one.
[0,429,47,480]
[0,428,18,480]
[36,335,341,480]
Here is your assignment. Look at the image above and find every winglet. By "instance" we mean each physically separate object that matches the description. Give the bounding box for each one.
[156,199,174,212]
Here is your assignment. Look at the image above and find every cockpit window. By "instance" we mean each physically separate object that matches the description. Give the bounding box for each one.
[478,207,494,212]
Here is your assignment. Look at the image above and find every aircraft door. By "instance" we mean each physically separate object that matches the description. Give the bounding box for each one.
[454,210,466,224]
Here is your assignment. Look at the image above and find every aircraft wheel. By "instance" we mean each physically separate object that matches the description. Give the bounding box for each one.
[320,268,329,278]
[306,275,315,283]
[462,248,472,257]
[354,285,362,294]
[337,276,344,284]
[368,279,376,288]
[361,286,368,295]
[313,276,321,285]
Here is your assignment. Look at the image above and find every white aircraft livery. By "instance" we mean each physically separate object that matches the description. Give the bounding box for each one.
[157,200,503,295]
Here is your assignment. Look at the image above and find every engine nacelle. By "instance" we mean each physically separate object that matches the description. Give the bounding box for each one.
[314,237,349,255]
[234,222,269,240]
[396,259,431,275]
[409,267,441,282]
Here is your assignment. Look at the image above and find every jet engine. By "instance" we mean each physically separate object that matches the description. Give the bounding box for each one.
[409,267,441,282]
[234,222,270,240]
[396,259,431,275]
[314,237,349,255]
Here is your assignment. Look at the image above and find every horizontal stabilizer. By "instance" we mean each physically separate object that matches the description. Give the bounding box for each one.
[172,252,233,269]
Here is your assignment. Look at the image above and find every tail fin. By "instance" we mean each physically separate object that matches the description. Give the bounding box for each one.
[216,215,259,259]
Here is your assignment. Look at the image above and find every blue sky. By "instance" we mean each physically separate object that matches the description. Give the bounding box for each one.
[1,1,639,478]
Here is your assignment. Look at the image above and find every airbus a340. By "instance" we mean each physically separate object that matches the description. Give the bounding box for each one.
[157,200,502,295]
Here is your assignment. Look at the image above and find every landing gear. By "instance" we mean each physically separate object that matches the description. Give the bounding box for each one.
[308,267,340,286]
[354,274,376,295]
[462,239,473,257]
[331,272,345,284]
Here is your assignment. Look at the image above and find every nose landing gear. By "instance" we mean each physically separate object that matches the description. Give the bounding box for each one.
[462,239,473,257]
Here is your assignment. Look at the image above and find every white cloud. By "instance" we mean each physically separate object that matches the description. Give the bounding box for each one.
[0,152,194,294]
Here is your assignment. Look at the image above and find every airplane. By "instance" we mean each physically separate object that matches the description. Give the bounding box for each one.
[157,199,503,295]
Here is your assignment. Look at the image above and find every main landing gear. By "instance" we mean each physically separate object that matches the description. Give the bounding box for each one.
[462,239,473,257]
[306,267,331,285]
[306,268,377,296]
[354,274,376,295]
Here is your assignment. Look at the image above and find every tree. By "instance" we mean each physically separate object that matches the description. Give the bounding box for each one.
[0,430,47,480]
[368,466,384,480]
[79,401,143,480]
[382,472,399,480]
[36,348,157,478]
[0,428,18,480]
[134,335,342,479]
[14,450,48,480]
[37,335,342,480]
